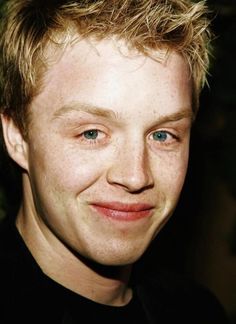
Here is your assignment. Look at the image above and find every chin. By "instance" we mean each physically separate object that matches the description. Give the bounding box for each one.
[91,245,147,267]
[100,256,139,267]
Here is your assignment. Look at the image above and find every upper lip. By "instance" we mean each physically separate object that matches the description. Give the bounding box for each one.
[89,202,154,212]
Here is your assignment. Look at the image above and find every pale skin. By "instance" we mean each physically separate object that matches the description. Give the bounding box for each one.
[1,37,193,306]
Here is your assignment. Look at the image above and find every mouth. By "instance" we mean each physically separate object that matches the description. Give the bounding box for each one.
[89,202,154,221]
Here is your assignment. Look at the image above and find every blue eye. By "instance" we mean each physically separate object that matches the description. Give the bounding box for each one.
[152,131,168,142]
[83,130,98,140]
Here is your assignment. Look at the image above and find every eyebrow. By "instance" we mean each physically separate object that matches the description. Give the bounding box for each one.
[52,101,193,124]
[157,109,194,124]
[52,102,119,121]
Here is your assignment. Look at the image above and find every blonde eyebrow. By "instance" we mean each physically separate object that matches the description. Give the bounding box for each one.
[52,101,193,124]
[52,102,119,120]
[156,109,194,124]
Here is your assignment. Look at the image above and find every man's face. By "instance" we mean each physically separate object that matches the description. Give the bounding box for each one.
[21,38,192,266]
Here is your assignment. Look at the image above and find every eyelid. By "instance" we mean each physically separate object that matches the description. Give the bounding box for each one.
[76,126,110,147]
[148,118,192,138]
[147,117,192,133]
[71,123,108,134]
[150,130,176,140]
[147,129,180,151]
[149,127,176,137]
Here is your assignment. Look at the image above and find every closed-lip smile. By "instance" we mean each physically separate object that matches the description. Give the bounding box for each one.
[89,202,154,221]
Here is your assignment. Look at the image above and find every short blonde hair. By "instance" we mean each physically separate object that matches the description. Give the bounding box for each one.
[0,0,212,137]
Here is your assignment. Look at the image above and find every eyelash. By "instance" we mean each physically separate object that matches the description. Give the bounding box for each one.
[149,130,178,145]
[76,128,179,149]
[78,129,108,146]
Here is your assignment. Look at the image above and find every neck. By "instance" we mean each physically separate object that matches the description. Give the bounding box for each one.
[16,204,133,307]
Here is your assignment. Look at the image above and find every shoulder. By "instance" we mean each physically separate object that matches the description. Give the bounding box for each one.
[0,216,21,264]
[0,216,41,298]
[0,217,24,291]
[0,217,17,268]
[0,217,66,322]
[136,268,230,324]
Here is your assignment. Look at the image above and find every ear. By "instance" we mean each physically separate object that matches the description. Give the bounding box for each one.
[1,114,29,170]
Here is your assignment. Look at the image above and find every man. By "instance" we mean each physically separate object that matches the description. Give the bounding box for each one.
[0,0,229,323]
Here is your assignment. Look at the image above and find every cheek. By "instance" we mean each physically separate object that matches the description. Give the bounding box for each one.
[29,142,109,194]
[153,148,189,196]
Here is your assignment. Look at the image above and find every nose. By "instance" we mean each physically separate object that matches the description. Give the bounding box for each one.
[106,139,154,193]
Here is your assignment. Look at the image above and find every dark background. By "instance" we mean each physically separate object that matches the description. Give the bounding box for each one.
[0,0,236,322]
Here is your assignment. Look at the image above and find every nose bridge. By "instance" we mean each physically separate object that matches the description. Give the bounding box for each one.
[107,134,154,191]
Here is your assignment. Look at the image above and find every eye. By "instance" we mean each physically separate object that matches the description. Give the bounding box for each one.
[77,128,108,147]
[152,131,170,142]
[83,129,99,140]
[148,130,179,150]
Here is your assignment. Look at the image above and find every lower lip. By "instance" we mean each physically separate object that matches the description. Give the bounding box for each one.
[91,205,153,221]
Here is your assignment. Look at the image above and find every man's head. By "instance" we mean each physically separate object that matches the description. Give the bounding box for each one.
[0,0,211,138]
[0,1,212,267]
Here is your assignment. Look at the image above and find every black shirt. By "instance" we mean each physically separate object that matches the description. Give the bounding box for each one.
[0,217,230,324]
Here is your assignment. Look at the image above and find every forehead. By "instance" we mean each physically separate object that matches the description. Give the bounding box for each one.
[44,36,189,77]
[31,37,192,122]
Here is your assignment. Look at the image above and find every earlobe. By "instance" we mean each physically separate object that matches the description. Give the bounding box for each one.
[1,114,29,170]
